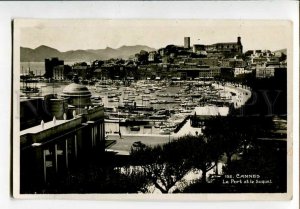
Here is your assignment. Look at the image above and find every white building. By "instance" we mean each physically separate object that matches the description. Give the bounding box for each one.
[193,106,229,117]
[53,65,64,80]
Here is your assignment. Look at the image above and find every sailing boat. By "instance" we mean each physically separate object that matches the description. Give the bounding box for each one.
[20,62,40,95]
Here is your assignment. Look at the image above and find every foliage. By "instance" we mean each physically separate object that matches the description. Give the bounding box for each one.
[202,116,258,167]
[24,115,283,194]
[129,133,227,192]
[130,141,192,193]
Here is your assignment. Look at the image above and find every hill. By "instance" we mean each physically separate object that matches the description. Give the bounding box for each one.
[20,45,156,62]
[273,49,287,55]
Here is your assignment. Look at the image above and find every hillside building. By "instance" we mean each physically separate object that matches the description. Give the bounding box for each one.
[173,65,220,80]
[205,37,243,55]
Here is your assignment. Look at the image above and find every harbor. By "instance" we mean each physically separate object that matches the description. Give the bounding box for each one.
[16,22,288,195]
[20,78,251,155]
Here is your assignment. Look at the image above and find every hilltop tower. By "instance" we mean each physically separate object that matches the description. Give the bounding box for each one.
[237,36,243,53]
[237,36,241,45]
[184,37,190,49]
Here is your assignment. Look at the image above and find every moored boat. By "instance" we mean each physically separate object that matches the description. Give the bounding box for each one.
[130,126,140,131]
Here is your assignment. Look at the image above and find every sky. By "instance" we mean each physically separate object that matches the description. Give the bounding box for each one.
[19,19,292,52]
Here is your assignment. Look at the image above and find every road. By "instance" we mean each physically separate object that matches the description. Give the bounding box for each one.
[106,134,171,155]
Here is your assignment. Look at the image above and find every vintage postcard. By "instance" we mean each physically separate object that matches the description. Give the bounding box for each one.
[13,19,293,200]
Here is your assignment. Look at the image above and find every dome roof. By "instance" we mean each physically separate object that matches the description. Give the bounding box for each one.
[62,83,92,97]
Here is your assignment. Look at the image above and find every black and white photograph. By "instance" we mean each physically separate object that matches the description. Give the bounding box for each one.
[13,19,292,200]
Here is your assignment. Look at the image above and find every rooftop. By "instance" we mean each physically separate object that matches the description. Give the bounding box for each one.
[62,83,92,97]
[20,119,69,136]
[213,42,240,45]
[193,106,229,116]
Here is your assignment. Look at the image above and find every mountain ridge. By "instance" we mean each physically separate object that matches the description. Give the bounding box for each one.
[20,45,156,62]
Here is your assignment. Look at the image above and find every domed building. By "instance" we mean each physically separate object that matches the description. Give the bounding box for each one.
[20,78,112,190]
[61,83,92,108]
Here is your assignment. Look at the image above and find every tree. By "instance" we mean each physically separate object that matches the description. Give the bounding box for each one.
[130,141,192,193]
[138,50,149,64]
[176,135,222,184]
[130,134,225,191]
[202,116,262,169]
[202,116,235,167]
